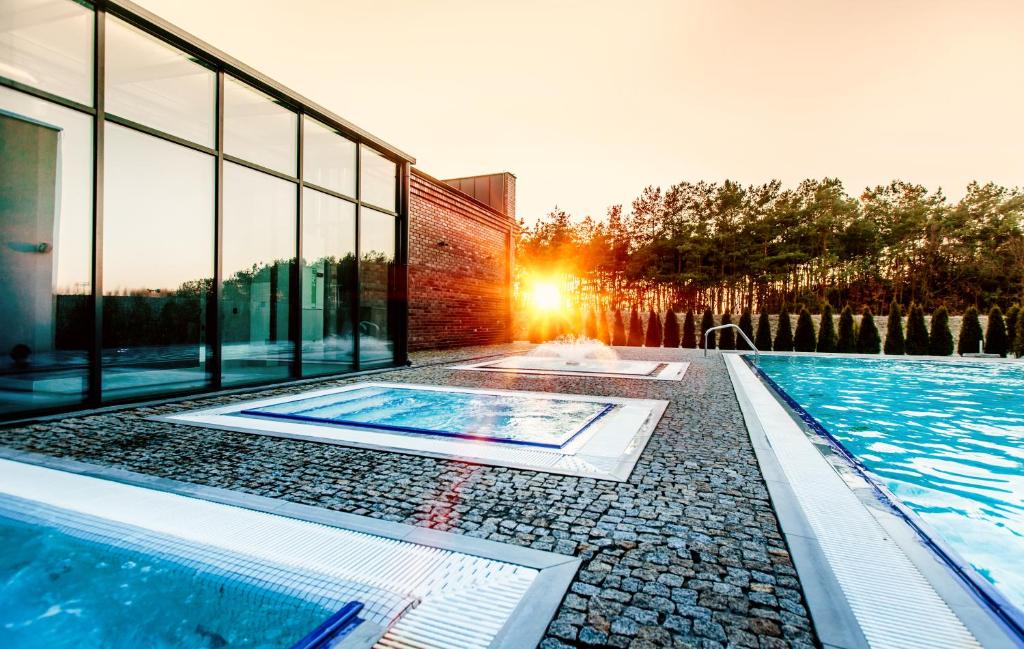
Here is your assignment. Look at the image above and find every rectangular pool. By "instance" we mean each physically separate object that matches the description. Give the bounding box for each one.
[450,356,688,380]
[753,355,1024,620]
[241,385,614,448]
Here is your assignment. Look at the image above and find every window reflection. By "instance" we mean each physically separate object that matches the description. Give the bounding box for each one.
[0,89,92,415]
[102,123,214,399]
[359,207,397,368]
[105,15,215,146]
[303,117,356,197]
[224,76,296,175]
[302,188,355,376]
[222,162,296,385]
[0,0,93,105]
[359,146,396,211]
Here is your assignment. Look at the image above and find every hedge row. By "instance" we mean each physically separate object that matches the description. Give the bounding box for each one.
[556,303,1024,357]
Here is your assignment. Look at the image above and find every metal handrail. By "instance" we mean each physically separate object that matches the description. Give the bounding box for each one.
[704,324,759,363]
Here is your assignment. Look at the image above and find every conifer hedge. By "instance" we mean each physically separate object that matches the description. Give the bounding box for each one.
[883,301,905,355]
[644,310,662,347]
[1015,308,1024,358]
[584,308,599,340]
[700,309,716,349]
[984,306,1008,357]
[856,307,881,354]
[957,306,983,355]
[719,312,735,350]
[817,303,837,353]
[773,307,794,351]
[738,308,754,350]
[905,303,929,355]
[627,307,644,346]
[682,310,697,348]
[1006,305,1020,357]
[612,310,627,346]
[793,307,816,352]
[663,309,680,348]
[836,305,857,353]
[755,312,773,350]
[929,306,954,355]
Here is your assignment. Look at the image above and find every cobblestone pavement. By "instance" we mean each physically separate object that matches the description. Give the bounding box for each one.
[0,345,817,649]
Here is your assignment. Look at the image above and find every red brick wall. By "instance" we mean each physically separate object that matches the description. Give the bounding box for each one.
[408,169,515,351]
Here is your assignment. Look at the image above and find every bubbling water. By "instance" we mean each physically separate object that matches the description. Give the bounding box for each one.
[528,336,619,364]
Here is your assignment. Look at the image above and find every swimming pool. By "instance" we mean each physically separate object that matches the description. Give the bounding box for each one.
[753,355,1024,621]
[450,356,689,380]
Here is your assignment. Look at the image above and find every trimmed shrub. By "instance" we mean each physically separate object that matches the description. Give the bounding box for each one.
[929,306,954,356]
[793,307,816,352]
[856,307,881,354]
[627,307,644,346]
[737,308,754,350]
[984,306,1009,357]
[644,310,662,347]
[883,301,905,355]
[719,312,735,350]
[755,312,773,350]
[836,305,857,353]
[1015,307,1024,358]
[597,308,612,345]
[528,317,545,343]
[905,303,929,355]
[584,308,599,340]
[1006,305,1020,357]
[817,303,837,352]
[700,309,716,349]
[957,306,983,355]
[773,307,794,351]
[612,310,627,346]
[663,310,680,348]
[681,310,697,348]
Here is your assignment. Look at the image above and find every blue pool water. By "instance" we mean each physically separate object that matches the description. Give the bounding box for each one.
[241,386,614,448]
[0,511,332,648]
[755,355,1024,614]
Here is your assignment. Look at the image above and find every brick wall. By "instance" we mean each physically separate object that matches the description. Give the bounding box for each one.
[408,169,516,351]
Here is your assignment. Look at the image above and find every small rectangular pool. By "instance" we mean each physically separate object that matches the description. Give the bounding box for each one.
[753,355,1024,623]
[158,383,668,481]
[450,356,688,380]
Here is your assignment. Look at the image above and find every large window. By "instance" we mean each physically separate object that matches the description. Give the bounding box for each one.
[102,124,215,399]
[302,189,356,376]
[222,162,296,386]
[359,207,398,368]
[0,87,93,415]
[0,0,406,420]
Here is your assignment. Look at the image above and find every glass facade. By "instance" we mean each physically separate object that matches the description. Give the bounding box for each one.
[0,0,409,421]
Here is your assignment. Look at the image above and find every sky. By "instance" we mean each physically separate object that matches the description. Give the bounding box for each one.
[136,0,1024,225]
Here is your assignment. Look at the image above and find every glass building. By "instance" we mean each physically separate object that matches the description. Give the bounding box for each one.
[0,0,412,421]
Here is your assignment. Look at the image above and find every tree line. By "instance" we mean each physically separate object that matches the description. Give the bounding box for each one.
[533,302,1024,358]
[518,179,1024,314]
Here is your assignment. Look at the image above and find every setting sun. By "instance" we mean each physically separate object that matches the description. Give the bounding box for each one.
[527,280,563,314]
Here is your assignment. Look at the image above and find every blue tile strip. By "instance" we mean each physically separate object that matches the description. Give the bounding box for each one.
[290,601,365,649]
[743,355,1024,643]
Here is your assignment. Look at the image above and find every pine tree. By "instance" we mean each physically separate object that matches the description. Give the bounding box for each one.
[719,312,735,350]
[929,306,954,356]
[700,309,716,349]
[737,308,754,350]
[957,306,983,355]
[905,303,929,355]
[984,306,1009,356]
[627,307,644,346]
[856,307,881,354]
[773,307,794,351]
[754,312,773,350]
[584,308,599,340]
[883,301,905,355]
[644,310,662,347]
[663,310,680,348]
[1015,308,1024,358]
[681,310,697,348]
[612,310,627,346]
[1005,305,1020,357]
[793,307,816,352]
[817,303,837,353]
[836,305,857,353]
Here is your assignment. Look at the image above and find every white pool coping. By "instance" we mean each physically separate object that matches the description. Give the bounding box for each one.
[724,353,1021,649]
[153,382,668,482]
[0,450,580,649]
[449,356,689,381]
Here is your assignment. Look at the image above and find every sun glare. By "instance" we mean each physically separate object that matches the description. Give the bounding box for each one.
[528,280,563,314]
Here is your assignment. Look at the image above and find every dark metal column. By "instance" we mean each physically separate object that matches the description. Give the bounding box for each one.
[88,8,106,406]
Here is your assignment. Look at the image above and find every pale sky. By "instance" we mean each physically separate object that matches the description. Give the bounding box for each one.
[137,0,1024,225]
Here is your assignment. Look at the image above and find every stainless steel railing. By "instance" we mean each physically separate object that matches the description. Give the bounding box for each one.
[703,324,759,364]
